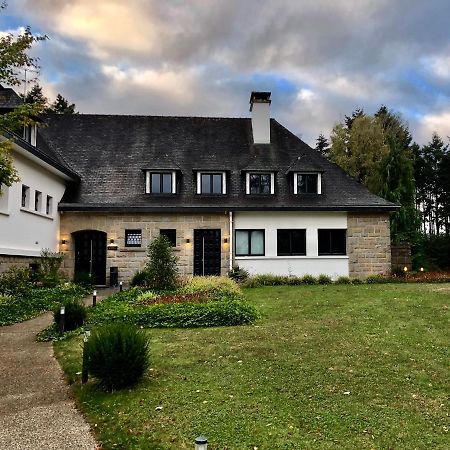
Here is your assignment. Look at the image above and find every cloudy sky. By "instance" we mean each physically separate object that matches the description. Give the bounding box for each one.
[2,0,450,145]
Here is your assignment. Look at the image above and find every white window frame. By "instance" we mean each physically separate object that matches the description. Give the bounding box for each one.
[145,171,177,194]
[196,171,227,194]
[293,172,321,194]
[245,172,275,195]
[34,190,42,212]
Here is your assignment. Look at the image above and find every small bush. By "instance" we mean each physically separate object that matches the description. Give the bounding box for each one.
[137,291,158,303]
[0,267,32,297]
[130,270,149,287]
[350,277,364,285]
[366,274,387,284]
[54,299,87,331]
[39,249,65,287]
[74,271,93,288]
[228,265,250,283]
[180,276,243,300]
[301,275,318,285]
[334,276,352,285]
[317,274,332,285]
[85,323,150,391]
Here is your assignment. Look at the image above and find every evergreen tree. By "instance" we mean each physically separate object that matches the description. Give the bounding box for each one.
[47,93,76,114]
[438,148,450,234]
[22,83,48,107]
[315,133,330,158]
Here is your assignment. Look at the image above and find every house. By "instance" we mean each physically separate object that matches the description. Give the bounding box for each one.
[0,86,79,273]
[1,90,398,284]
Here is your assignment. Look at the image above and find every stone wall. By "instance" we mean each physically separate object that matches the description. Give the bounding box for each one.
[391,242,412,271]
[0,254,40,274]
[59,212,231,285]
[347,213,391,277]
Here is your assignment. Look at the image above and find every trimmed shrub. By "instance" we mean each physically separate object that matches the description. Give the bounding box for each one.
[130,270,149,287]
[39,249,65,287]
[85,323,150,391]
[366,274,386,284]
[334,276,352,285]
[54,299,87,331]
[317,274,332,285]
[0,267,32,297]
[228,265,250,283]
[179,276,243,300]
[301,275,318,285]
[350,277,364,285]
[137,291,158,303]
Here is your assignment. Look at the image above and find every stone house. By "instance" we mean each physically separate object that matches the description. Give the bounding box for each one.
[1,90,398,284]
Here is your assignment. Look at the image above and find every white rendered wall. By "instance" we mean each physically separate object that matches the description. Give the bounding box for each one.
[234,211,349,278]
[0,149,67,257]
[251,102,271,144]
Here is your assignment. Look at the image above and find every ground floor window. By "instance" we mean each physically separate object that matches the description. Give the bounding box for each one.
[277,229,306,256]
[125,229,142,247]
[160,229,176,246]
[318,229,346,255]
[235,229,265,256]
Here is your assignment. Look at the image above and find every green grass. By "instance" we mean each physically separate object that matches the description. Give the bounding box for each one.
[54,284,450,449]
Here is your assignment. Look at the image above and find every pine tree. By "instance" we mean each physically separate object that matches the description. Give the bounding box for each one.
[315,133,330,158]
[22,83,48,107]
[47,93,76,114]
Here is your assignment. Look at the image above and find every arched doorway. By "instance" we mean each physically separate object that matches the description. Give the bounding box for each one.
[73,230,107,285]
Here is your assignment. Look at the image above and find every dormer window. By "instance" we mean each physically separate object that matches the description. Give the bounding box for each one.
[145,171,176,194]
[196,172,226,195]
[246,172,275,195]
[23,124,37,146]
[294,173,321,194]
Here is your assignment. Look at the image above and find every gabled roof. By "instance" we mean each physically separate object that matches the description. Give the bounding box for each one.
[36,114,398,212]
[0,85,23,110]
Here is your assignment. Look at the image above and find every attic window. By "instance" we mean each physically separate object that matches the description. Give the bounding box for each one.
[294,173,321,194]
[196,172,226,195]
[145,171,176,194]
[246,172,275,194]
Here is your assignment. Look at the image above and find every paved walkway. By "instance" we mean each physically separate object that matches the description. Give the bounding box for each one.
[0,288,115,450]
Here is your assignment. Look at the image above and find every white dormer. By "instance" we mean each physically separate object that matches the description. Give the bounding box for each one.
[250,91,271,144]
[245,172,275,194]
[196,171,227,194]
[145,171,177,194]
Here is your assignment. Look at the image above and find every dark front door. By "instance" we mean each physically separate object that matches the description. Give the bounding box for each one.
[73,230,107,285]
[194,229,221,276]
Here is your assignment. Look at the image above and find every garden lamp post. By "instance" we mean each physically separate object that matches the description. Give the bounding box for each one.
[93,289,97,307]
[59,306,65,334]
[119,281,123,292]
[194,436,208,450]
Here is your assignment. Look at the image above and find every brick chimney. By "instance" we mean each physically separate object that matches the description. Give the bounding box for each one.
[249,91,271,144]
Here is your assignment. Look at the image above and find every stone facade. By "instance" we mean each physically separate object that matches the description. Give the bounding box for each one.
[59,212,231,285]
[0,254,40,274]
[347,213,391,277]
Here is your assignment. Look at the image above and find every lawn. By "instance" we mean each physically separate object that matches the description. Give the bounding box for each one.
[55,284,450,449]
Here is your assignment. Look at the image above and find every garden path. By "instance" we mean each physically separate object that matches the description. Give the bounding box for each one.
[0,288,115,450]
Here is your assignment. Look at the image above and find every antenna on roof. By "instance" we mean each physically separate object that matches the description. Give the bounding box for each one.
[21,68,39,101]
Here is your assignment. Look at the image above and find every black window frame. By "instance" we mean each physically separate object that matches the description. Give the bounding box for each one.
[235,229,265,256]
[125,229,142,248]
[149,172,173,194]
[199,172,224,194]
[318,229,347,256]
[277,229,307,256]
[297,173,319,194]
[249,173,272,195]
[160,229,176,247]
[46,195,52,215]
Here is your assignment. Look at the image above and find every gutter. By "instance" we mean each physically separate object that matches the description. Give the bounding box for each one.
[229,211,233,271]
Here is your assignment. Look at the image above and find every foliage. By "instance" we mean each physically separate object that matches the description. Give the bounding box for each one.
[334,276,352,285]
[0,6,47,187]
[136,291,159,303]
[85,323,150,391]
[228,265,249,283]
[130,270,149,287]
[53,298,87,331]
[301,274,318,285]
[144,235,179,290]
[56,284,450,449]
[0,266,32,297]
[179,276,243,300]
[22,83,48,106]
[73,271,93,288]
[317,274,332,284]
[38,248,65,287]
[0,283,87,326]
[47,93,77,114]
[412,233,450,270]
[315,132,330,158]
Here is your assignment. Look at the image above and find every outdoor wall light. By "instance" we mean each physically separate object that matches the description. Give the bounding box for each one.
[403,266,408,273]
[420,267,424,272]
[194,436,208,450]
[61,239,67,245]
[110,238,115,244]
[223,237,229,244]
[186,238,191,244]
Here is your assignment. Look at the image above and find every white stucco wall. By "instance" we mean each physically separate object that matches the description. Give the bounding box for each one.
[0,145,67,257]
[233,211,349,278]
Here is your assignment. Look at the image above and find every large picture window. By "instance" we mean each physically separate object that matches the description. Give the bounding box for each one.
[249,173,271,194]
[318,229,347,255]
[235,230,265,256]
[277,229,306,256]
[297,174,318,194]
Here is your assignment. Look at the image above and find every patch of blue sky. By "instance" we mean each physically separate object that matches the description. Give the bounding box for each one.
[248,73,298,96]
[400,69,440,97]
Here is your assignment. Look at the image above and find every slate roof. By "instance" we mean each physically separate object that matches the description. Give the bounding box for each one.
[36,114,398,212]
[0,85,23,110]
